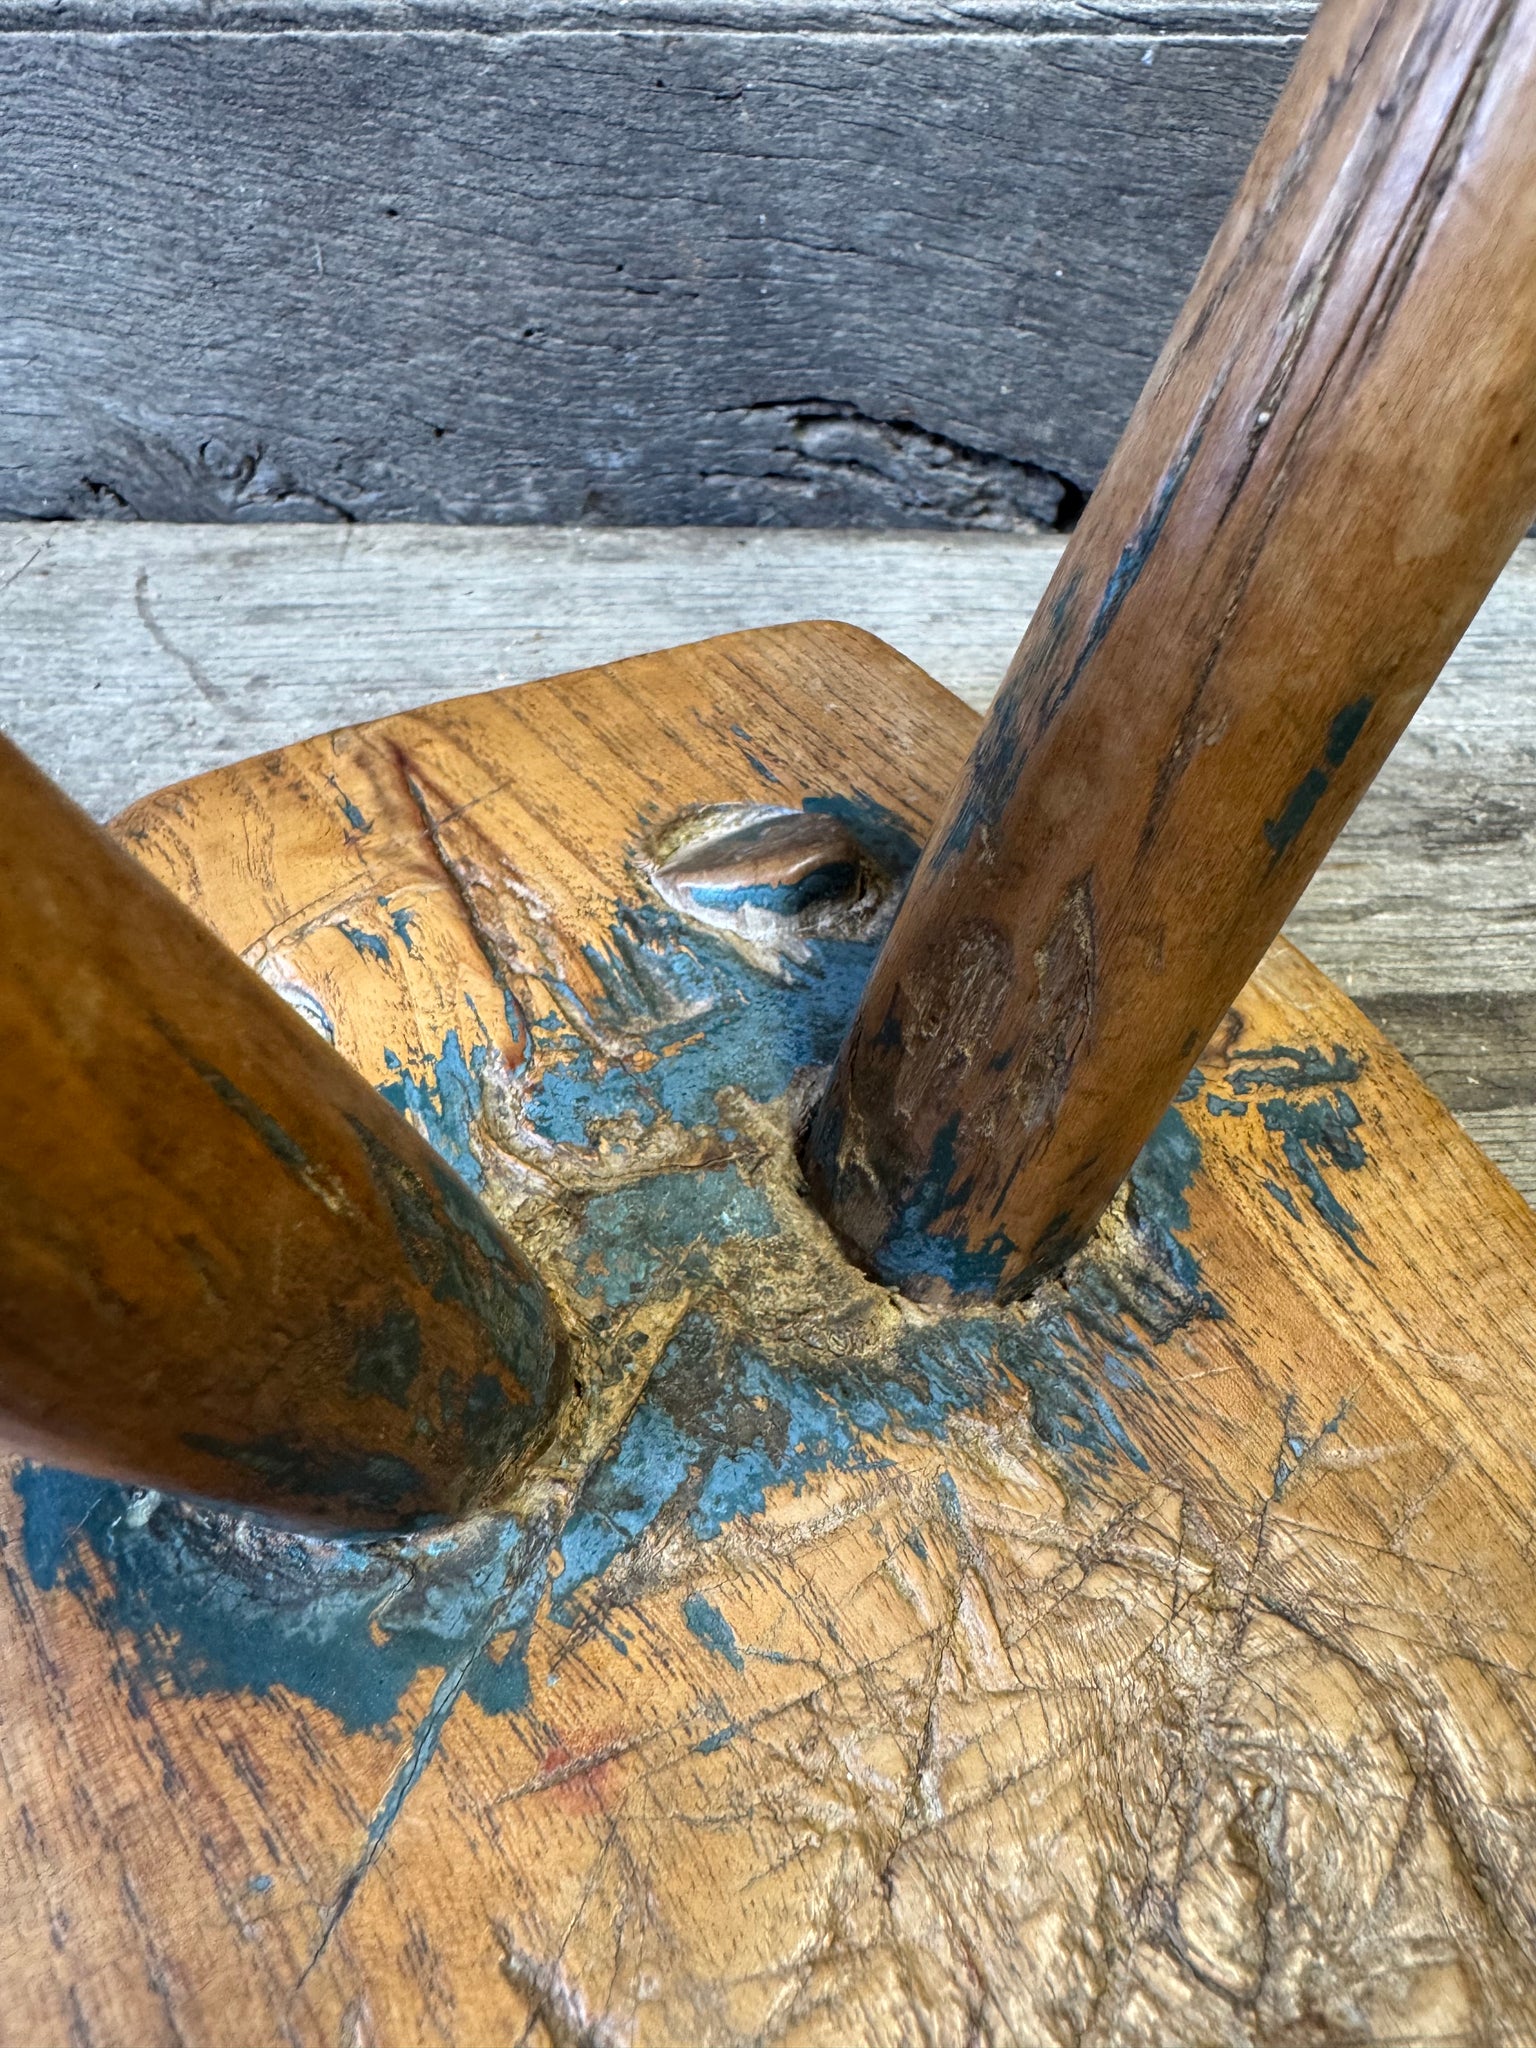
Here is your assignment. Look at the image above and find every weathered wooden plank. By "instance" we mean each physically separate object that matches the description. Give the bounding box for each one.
[0,524,1066,810]
[0,6,1304,526]
[3,521,1534,1192]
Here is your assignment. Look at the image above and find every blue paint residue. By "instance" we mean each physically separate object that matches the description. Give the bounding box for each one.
[338,921,391,965]
[13,1464,544,1734]
[1203,1044,1370,1258]
[685,869,857,918]
[522,907,882,1149]
[525,787,921,1150]
[380,1030,491,1191]
[1258,1092,1369,1259]
[1264,768,1329,857]
[802,793,921,883]
[550,1403,695,1618]
[1225,1044,1359,1096]
[930,396,1213,874]
[328,776,373,835]
[865,1112,1013,1299]
[682,1593,745,1671]
[730,724,783,787]
[13,791,1230,1735]
[1264,697,1374,858]
[1272,1394,1349,1497]
[1325,696,1374,768]
[385,901,419,955]
[576,1166,776,1308]
[546,1112,1208,1624]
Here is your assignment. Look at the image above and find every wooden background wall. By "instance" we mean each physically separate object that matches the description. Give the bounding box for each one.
[0,0,1307,527]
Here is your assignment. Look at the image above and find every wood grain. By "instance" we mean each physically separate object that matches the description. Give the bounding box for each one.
[6,622,1536,2041]
[0,524,1068,820]
[808,0,1536,1299]
[0,733,566,1528]
[0,3,1302,527]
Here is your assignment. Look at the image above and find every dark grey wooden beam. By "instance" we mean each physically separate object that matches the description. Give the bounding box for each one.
[0,0,1306,525]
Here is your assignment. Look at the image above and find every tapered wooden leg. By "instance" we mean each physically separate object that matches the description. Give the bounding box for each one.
[807,0,1536,1298]
[7,626,1536,2042]
[0,735,565,1529]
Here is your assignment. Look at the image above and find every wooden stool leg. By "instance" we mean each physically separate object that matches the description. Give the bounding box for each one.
[805,0,1536,1300]
[0,735,566,1529]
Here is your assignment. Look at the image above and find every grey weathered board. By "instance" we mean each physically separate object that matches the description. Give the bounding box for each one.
[0,0,1307,527]
[2,519,1533,1199]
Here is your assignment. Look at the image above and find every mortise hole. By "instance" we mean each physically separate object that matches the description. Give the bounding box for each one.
[646,803,895,956]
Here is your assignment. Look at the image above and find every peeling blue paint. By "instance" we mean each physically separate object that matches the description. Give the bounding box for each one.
[863,1112,1014,1299]
[549,1403,694,1622]
[1258,1092,1369,1258]
[1272,1394,1349,1497]
[522,908,884,1150]
[1264,767,1329,857]
[930,398,1213,874]
[802,793,921,883]
[935,1471,963,1525]
[13,1464,545,1734]
[576,1166,776,1309]
[729,725,782,787]
[1325,696,1374,768]
[1225,1045,1359,1097]
[546,1094,1208,1626]
[686,870,858,919]
[380,1031,489,1191]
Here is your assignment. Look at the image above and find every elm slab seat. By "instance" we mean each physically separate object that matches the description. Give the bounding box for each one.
[5,624,1536,2039]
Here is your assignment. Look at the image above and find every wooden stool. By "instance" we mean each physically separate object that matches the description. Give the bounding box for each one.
[6,0,1536,2037]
